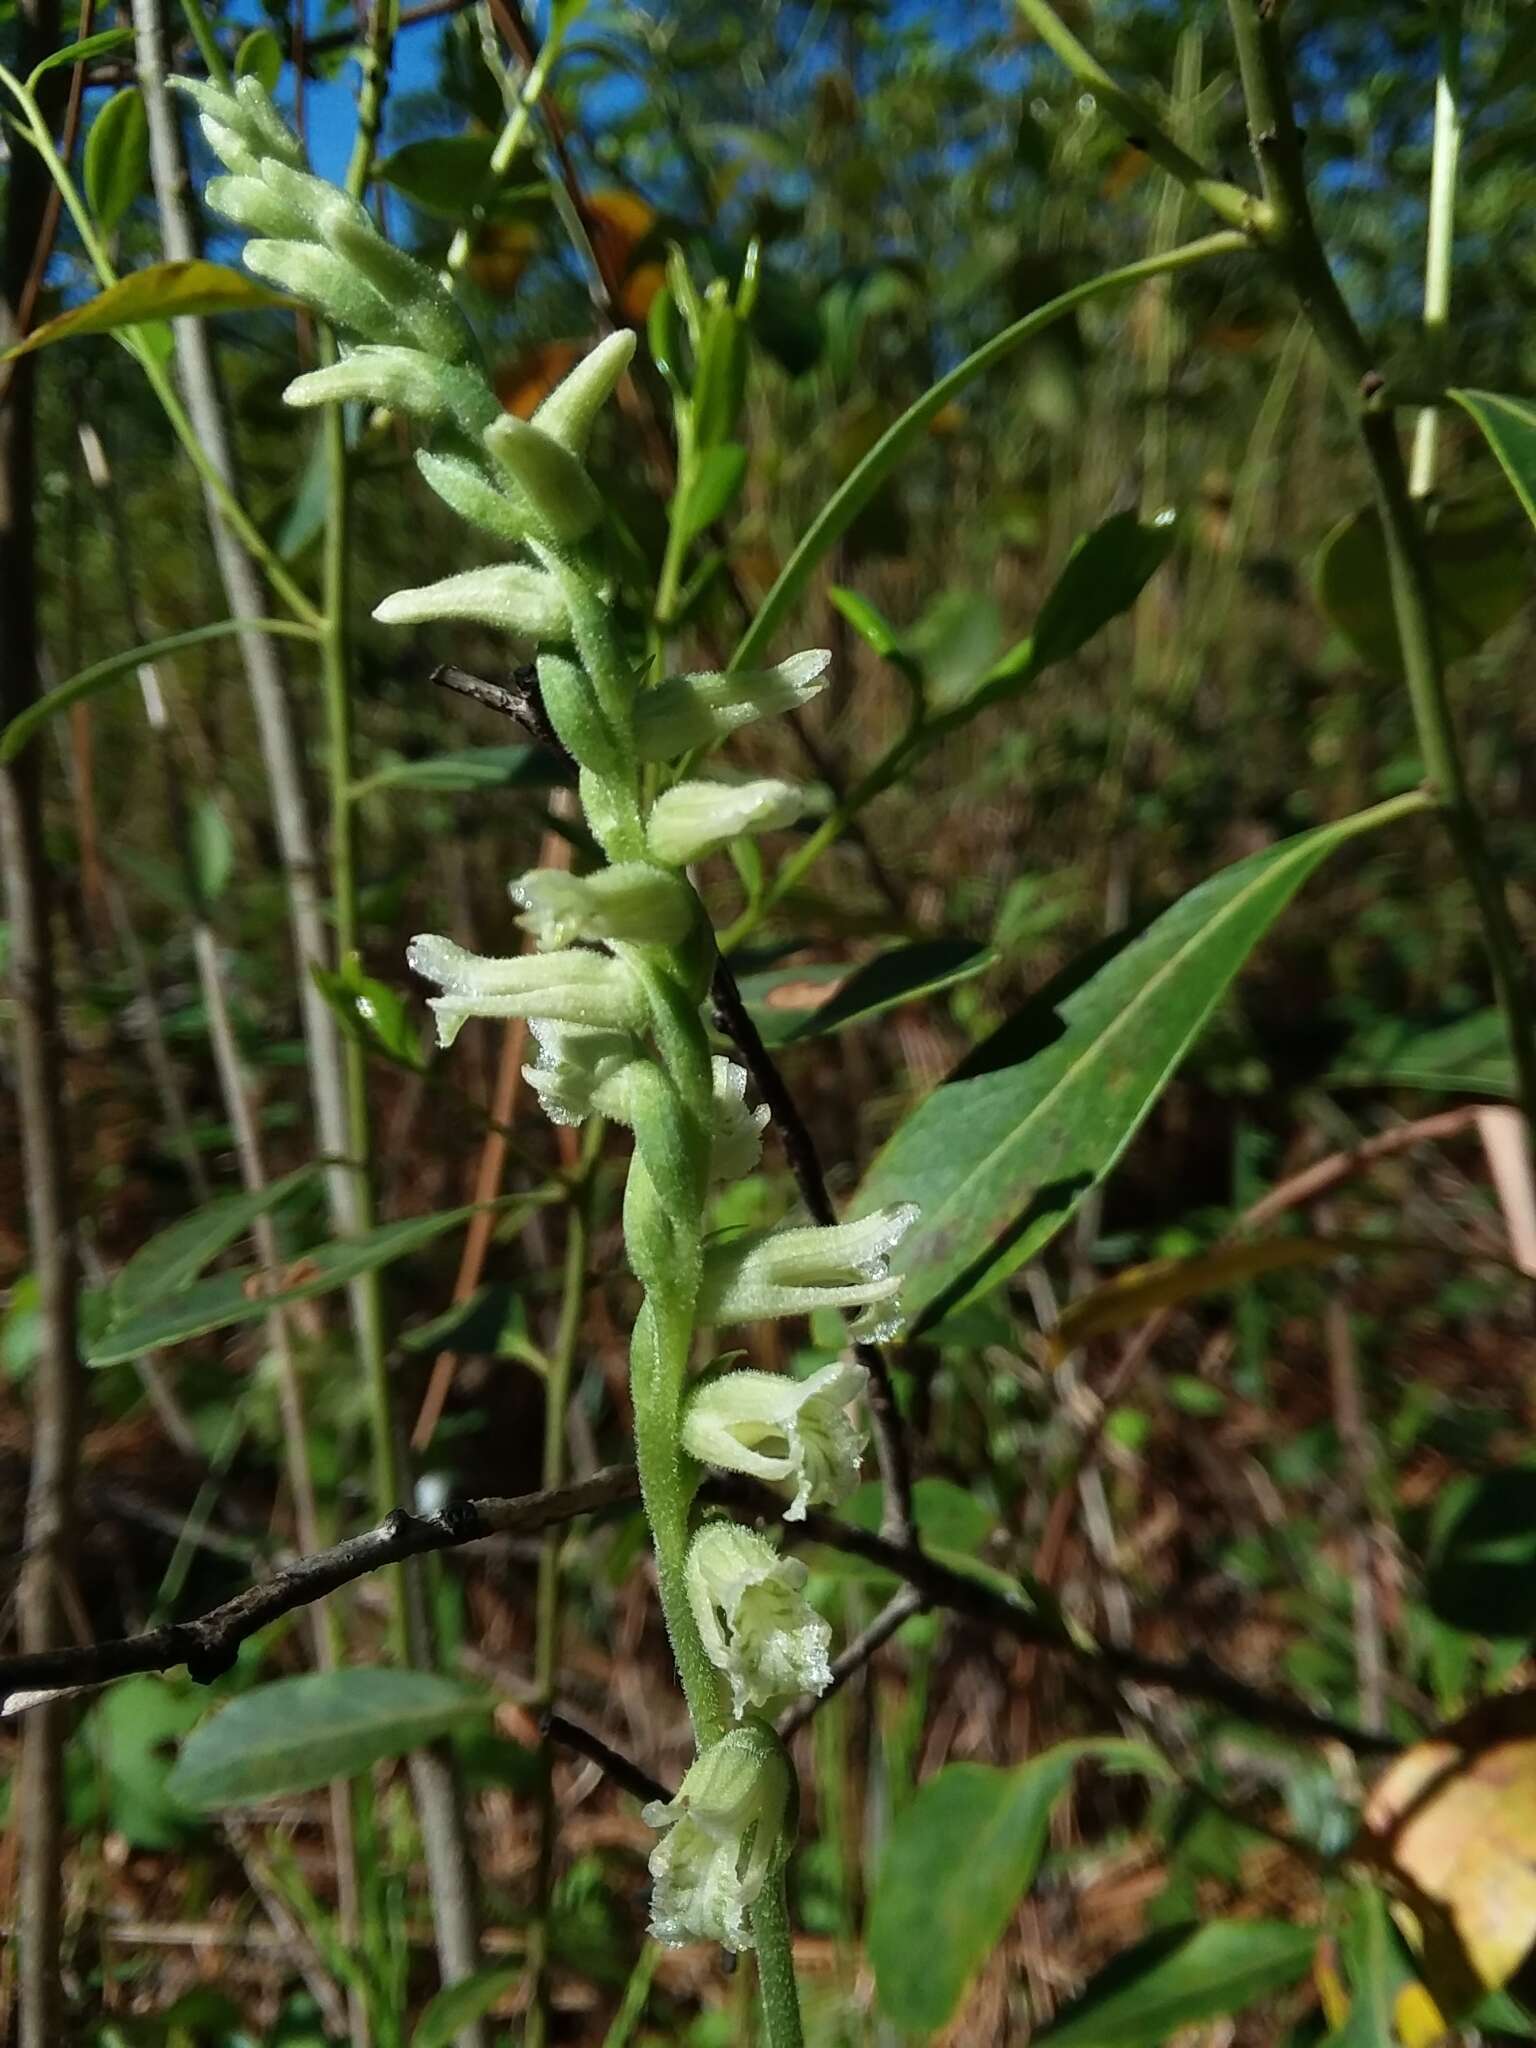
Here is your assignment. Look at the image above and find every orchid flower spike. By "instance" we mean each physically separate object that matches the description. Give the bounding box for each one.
[681,1361,870,1520]
[686,1521,832,1717]
[642,1722,793,1951]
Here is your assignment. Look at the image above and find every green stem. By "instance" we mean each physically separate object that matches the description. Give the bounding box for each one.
[1223,0,1536,1137]
[0,65,322,627]
[445,24,562,276]
[720,728,917,952]
[1409,3,1462,499]
[750,1867,805,2048]
[175,0,228,87]
[1011,0,1265,233]
[525,1162,591,2048]
[731,229,1248,673]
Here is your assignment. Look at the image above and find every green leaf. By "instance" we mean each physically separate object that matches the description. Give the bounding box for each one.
[738,941,994,1048]
[731,240,1227,672]
[1025,512,1177,678]
[410,1966,522,2048]
[828,585,903,660]
[89,1677,205,1850]
[377,135,536,219]
[90,1200,522,1365]
[235,26,283,92]
[1452,389,1536,532]
[1323,1885,1403,2048]
[351,743,567,800]
[84,88,150,234]
[677,442,748,546]
[854,795,1426,1333]
[111,1166,317,1324]
[311,957,424,1071]
[189,795,233,906]
[1428,1468,1536,1637]
[1037,1921,1317,2048]
[4,262,292,361]
[167,1671,489,1809]
[27,26,134,82]
[1315,496,1529,673]
[869,1741,1167,2032]
[1328,1008,1515,1097]
[0,619,318,763]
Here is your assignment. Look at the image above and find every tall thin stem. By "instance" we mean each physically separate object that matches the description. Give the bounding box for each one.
[1410,3,1463,499]
[1,2,80,2040]
[525,1164,592,2048]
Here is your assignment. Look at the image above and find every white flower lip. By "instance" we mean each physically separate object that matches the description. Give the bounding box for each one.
[709,1058,770,1185]
[681,1361,870,1520]
[406,935,645,1046]
[642,1725,790,1951]
[687,1521,832,1717]
[521,1018,644,1127]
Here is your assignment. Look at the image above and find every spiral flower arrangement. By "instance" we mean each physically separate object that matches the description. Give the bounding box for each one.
[176,74,917,2009]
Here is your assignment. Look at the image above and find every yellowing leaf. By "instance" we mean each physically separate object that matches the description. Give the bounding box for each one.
[1049,1236,1345,1358]
[6,261,290,359]
[1394,1981,1452,2048]
[1361,1692,1536,2011]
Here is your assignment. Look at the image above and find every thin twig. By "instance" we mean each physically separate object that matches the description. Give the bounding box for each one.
[543,1711,670,1807]
[0,1465,1398,1756]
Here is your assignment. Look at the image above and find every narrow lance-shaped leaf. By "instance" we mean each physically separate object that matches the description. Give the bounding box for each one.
[1035,1922,1318,2048]
[4,262,292,361]
[111,1166,317,1323]
[854,794,1427,1332]
[0,619,318,762]
[90,1197,536,1366]
[869,1741,1169,2033]
[1453,388,1536,531]
[167,1671,489,1809]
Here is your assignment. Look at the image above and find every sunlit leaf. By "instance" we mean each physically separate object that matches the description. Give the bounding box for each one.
[5,262,292,360]
[168,1671,488,1809]
[112,1166,316,1323]
[84,88,150,234]
[1036,1921,1317,2048]
[854,795,1427,1333]
[1362,1692,1536,2013]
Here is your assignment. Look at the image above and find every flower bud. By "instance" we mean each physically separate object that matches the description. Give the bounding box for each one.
[406,934,644,1046]
[681,1360,869,1521]
[484,415,603,543]
[284,347,499,439]
[643,1722,793,1951]
[206,174,313,240]
[243,241,404,344]
[512,862,694,949]
[699,1204,918,1343]
[645,776,808,867]
[414,452,532,547]
[373,564,568,640]
[258,160,371,240]
[709,1058,769,1184]
[522,1018,644,1127]
[324,216,471,363]
[232,75,306,169]
[199,116,262,178]
[686,1522,832,1717]
[634,651,830,761]
[532,329,636,457]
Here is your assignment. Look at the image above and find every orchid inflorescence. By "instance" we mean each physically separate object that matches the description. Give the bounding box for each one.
[178,73,919,1962]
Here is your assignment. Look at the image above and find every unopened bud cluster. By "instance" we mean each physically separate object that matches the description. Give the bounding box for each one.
[191,76,919,1953]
